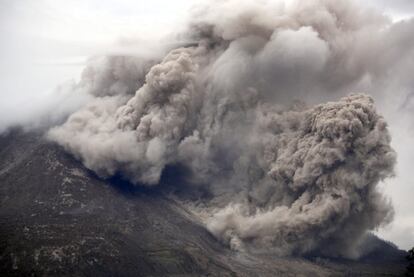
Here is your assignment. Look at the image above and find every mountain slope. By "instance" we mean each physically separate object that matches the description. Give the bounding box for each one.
[0,129,408,276]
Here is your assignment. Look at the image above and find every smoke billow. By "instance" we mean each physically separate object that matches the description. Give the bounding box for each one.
[47,0,414,257]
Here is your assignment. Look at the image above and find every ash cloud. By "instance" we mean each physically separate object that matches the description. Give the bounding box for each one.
[47,0,414,257]
[205,94,395,257]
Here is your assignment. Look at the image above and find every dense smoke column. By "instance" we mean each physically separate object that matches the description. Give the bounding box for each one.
[205,94,396,257]
[48,0,402,257]
[50,48,200,184]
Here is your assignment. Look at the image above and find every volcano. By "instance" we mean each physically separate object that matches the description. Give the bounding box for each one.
[0,129,408,276]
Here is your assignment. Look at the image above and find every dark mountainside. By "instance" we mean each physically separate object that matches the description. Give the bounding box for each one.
[0,129,408,276]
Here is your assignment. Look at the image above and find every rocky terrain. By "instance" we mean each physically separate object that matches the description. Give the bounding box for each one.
[0,129,408,276]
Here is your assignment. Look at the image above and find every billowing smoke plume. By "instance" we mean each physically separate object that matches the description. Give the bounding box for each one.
[47,0,414,257]
[204,94,395,257]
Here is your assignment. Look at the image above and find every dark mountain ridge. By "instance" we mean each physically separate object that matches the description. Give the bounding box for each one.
[0,129,408,276]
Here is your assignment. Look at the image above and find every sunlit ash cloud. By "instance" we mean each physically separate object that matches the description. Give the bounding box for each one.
[40,0,414,258]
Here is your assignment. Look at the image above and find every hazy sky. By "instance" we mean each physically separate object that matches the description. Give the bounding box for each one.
[1,0,413,250]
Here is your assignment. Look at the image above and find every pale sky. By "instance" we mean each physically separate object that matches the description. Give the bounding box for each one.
[0,0,413,250]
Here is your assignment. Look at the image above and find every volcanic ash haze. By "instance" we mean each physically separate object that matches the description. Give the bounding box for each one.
[48,0,412,258]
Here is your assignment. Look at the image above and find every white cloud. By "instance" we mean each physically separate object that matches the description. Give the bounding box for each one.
[365,0,414,21]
